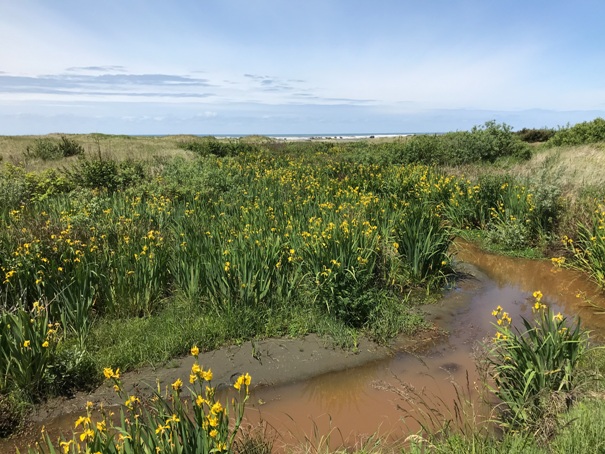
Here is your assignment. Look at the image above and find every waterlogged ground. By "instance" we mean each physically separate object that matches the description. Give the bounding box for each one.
[3,241,605,452]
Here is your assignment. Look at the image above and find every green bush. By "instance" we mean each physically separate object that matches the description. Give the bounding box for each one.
[65,156,145,192]
[263,139,333,156]
[486,217,531,250]
[180,137,259,157]
[548,118,605,146]
[515,128,556,143]
[386,121,531,166]
[461,121,532,163]
[47,347,100,396]
[25,136,84,161]
[57,136,85,157]
[25,138,61,161]
[155,156,237,199]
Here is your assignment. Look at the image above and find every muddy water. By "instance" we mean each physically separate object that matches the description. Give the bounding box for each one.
[245,241,605,449]
[454,240,605,338]
[3,241,605,452]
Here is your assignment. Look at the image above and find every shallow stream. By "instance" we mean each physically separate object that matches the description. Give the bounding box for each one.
[245,240,605,449]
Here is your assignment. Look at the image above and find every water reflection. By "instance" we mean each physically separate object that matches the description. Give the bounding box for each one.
[455,240,605,337]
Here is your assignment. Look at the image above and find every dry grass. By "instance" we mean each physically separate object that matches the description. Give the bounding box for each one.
[0,134,196,172]
[515,144,605,196]
[443,143,605,200]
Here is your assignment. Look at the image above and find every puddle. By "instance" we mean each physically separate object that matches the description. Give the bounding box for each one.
[454,240,605,338]
[3,240,605,452]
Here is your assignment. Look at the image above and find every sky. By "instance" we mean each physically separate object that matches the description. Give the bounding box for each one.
[1,0,605,135]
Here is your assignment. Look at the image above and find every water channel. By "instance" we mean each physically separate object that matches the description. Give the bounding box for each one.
[244,240,605,449]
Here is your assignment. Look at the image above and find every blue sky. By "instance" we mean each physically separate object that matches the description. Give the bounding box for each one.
[1,0,605,135]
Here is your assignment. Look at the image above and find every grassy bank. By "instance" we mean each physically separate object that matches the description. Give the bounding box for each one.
[2,118,605,451]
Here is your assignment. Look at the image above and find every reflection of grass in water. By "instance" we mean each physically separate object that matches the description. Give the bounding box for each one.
[299,361,381,413]
[373,370,490,445]
[234,420,277,454]
[284,414,388,454]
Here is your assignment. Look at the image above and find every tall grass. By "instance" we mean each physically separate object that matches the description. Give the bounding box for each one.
[565,201,605,289]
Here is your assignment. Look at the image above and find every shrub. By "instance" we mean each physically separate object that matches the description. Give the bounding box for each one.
[46,347,100,396]
[461,121,531,163]
[65,156,145,192]
[387,121,531,166]
[515,127,556,143]
[57,136,84,157]
[25,138,61,161]
[548,118,605,147]
[486,217,531,250]
[24,136,84,161]
[155,156,237,199]
[180,137,259,157]
[530,179,562,235]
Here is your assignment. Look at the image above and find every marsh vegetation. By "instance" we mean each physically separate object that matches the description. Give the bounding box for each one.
[1,118,605,452]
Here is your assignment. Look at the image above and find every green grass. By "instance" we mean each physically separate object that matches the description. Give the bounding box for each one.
[403,398,605,454]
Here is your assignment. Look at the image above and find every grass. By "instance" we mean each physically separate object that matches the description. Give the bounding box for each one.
[454,229,547,260]
[450,143,605,201]
[0,134,194,172]
[403,397,605,454]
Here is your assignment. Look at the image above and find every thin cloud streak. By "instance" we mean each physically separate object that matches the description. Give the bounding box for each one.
[0,69,375,106]
[66,65,128,73]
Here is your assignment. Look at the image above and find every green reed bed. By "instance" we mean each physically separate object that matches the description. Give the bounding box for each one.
[0,138,589,443]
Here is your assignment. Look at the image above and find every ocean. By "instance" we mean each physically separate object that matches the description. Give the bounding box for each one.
[207,133,414,141]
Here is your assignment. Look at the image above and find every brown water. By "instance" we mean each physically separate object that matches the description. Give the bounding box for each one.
[3,241,605,452]
[244,241,605,449]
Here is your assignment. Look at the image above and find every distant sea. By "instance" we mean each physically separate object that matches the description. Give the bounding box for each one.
[202,133,416,141]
